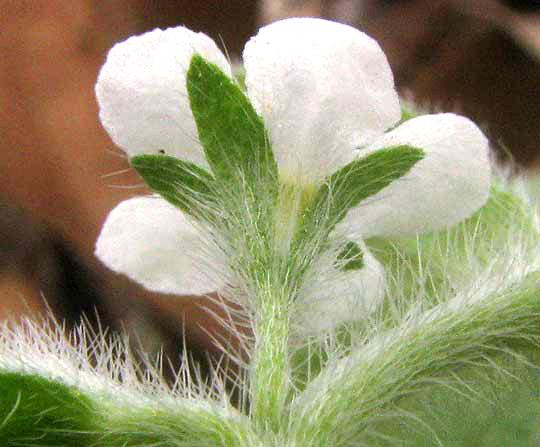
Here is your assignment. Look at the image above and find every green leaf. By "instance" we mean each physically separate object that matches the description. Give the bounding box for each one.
[336,241,364,271]
[299,145,424,237]
[0,371,97,446]
[187,54,277,184]
[132,154,215,216]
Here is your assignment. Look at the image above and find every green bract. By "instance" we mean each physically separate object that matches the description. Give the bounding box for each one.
[297,145,424,240]
[132,154,215,216]
[187,54,277,185]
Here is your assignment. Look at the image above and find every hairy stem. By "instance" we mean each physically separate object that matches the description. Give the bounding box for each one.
[291,273,540,446]
[250,283,292,435]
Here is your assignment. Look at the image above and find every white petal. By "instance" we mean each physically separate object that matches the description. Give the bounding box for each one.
[95,196,223,295]
[297,242,386,333]
[96,27,231,166]
[243,18,400,183]
[343,113,491,237]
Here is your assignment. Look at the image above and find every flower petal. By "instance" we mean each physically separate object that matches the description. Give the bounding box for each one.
[243,18,401,183]
[95,196,223,295]
[297,242,386,333]
[96,27,231,166]
[343,113,491,237]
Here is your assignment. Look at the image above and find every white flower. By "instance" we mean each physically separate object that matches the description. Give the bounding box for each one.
[95,18,491,332]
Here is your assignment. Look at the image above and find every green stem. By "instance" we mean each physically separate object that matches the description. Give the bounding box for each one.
[247,182,317,434]
[251,284,292,435]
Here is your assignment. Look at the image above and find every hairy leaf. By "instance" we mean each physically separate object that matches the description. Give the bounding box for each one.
[0,371,97,446]
[298,145,424,240]
[132,154,215,216]
[187,54,277,184]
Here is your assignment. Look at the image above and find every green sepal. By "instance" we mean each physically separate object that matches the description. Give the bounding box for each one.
[299,145,424,238]
[336,241,364,271]
[131,154,215,216]
[0,371,97,446]
[187,54,277,184]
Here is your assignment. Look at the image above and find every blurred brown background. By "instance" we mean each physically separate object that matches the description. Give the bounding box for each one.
[1,0,539,378]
